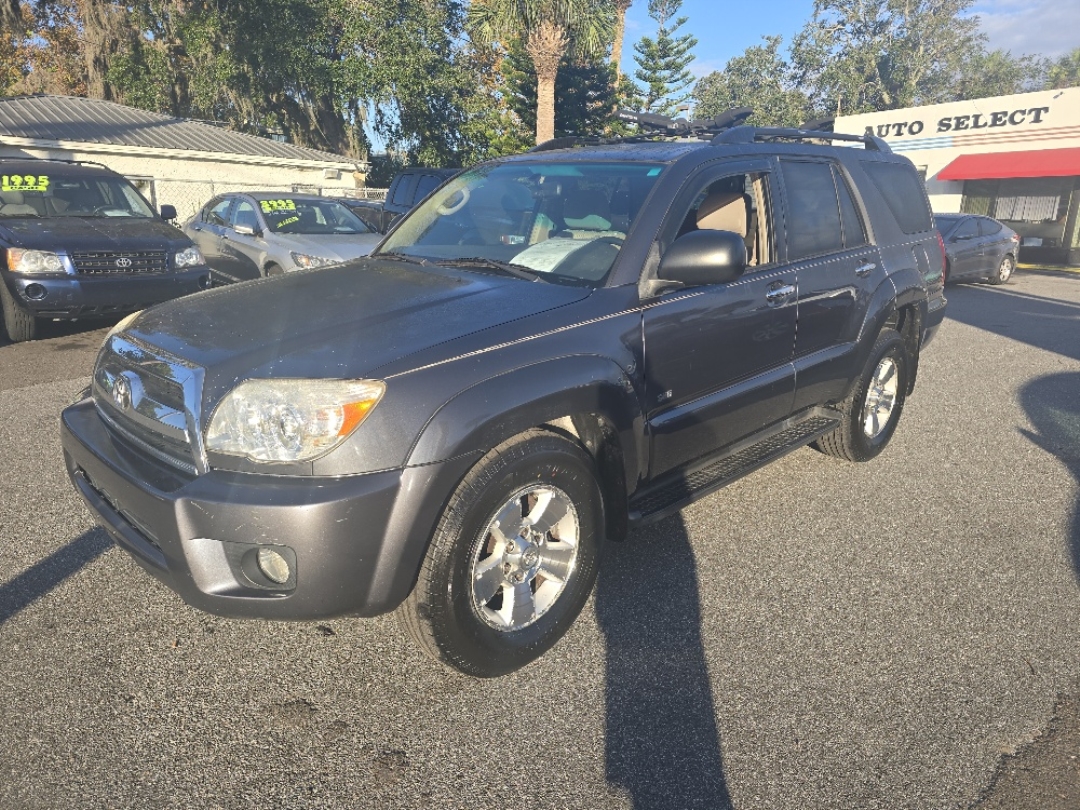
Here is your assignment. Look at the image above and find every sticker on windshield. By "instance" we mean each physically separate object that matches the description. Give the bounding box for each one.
[2,174,49,192]
[276,215,300,228]
[260,199,296,214]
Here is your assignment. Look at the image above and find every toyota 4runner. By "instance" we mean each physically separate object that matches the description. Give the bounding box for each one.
[61,119,947,677]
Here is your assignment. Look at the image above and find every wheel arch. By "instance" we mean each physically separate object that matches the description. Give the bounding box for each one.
[407,355,645,541]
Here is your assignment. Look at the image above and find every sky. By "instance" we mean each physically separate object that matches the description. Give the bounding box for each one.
[618,0,1080,82]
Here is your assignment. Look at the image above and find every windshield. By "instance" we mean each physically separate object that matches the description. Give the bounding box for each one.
[0,171,156,218]
[378,161,665,286]
[258,198,371,234]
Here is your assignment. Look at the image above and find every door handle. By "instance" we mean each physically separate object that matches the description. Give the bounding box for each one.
[855,261,876,277]
[766,283,796,305]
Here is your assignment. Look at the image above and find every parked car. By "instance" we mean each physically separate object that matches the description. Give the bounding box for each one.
[343,167,460,234]
[62,120,946,677]
[934,213,1019,285]
[0,158,210,343]
[184,193,382,284]
[340,197,388,234]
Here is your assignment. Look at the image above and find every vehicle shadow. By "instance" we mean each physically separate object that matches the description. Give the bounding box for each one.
[0,529,111,627]
[1017,373,1080,583]
[944,278,1080,363]
[596,513,733,810]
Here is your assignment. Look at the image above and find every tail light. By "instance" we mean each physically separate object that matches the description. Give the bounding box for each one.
[1010,233,1020,243]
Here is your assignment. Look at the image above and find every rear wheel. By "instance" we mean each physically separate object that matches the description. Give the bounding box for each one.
[0,282,37,343]
[988,254,1014,285]
[813,328,910,462]
[399,429,603,677]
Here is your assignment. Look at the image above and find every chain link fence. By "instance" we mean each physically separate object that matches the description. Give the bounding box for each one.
[151,179,387,222]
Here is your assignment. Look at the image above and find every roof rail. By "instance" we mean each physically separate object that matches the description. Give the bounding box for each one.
[0,155,114,170]
[528,107,759,152]
[713,125,892,153]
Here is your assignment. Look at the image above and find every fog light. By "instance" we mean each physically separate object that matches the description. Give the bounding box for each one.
[257,547,291,584]
[198,274,211,289]
[24,283,47,300]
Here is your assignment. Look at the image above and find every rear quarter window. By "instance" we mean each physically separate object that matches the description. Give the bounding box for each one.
[859,161,933,234]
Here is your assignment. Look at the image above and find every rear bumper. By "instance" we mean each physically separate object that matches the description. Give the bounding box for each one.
[61,397,475,620]
[2,266,210,319]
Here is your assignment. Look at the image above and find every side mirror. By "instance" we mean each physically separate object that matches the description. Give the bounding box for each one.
[234,223,258,237]
[159,204,177,221]
[658,229,747,287]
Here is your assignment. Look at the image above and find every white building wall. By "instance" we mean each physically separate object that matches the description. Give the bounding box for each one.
[834,87,1080,213]
[0,140,369,221]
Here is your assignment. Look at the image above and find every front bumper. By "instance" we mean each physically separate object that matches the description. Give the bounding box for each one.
[61,397,475,620]
[3,266,210,319]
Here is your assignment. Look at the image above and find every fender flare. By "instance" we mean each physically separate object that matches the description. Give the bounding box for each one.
[409,353,643,468]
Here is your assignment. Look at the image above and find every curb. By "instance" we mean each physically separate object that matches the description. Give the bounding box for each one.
[1017,264,1080,276]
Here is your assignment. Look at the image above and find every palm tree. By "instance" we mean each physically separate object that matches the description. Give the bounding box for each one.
[611,0,631,78]
[469,0,614,145]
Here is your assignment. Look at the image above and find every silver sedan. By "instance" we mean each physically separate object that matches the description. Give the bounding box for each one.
[184,192,383,284]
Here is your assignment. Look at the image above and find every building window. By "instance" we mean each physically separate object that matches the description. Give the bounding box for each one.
[962,177,1074,248]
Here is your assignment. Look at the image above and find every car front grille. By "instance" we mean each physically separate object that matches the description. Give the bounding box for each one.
[72,251,169,275]
[93,335,203,477]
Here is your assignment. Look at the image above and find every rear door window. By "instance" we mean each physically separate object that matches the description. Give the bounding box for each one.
[979,218,1002,236]
[780,160,843,260]
[859,161,933,234]
[414,174,443,202]
[833,166,867,249]
[954,218,979,240]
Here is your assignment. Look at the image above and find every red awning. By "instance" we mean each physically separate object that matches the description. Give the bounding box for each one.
[937,147,1080,181]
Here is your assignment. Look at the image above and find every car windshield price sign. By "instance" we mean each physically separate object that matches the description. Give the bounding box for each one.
[2,174,50,192]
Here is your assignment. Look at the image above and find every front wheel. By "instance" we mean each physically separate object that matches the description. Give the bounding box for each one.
[813,328,910,462]
[398,429,604,677]
[0,282,37,343]
[988,254,1014,285]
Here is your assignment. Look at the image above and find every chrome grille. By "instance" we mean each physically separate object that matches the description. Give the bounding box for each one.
[72,251,169,275]
[93,335,205,476]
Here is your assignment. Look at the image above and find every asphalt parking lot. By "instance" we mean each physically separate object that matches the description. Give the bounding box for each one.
[1,270,1079,810]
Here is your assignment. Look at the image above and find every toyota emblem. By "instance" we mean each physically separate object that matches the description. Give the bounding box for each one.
[115,257,133,269]
[112,375,132,411]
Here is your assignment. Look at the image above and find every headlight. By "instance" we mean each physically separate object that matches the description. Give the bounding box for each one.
[291,252,337,270]
[205,378,385,462]
[174,246,204,268]
[7,248,64,274]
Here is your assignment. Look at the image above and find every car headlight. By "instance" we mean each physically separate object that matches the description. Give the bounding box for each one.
[174,246,204,268]
[7,248,64,274]
[205,378,386,462]
[291,252,337,270]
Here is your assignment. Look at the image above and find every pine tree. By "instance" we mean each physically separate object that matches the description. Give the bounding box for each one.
[632,0,697,116]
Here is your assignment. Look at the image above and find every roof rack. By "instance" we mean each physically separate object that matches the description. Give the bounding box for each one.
[528,107,756,152]
[0,155,114,170]
[713,125,891,153]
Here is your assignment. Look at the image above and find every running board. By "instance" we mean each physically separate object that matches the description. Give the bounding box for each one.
[629,410,841,525]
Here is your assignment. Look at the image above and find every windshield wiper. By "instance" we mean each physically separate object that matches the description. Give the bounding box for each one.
[438,257,540,282]
[375,251,431,266]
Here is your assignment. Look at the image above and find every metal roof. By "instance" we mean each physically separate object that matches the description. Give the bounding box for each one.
[0,94,356,167]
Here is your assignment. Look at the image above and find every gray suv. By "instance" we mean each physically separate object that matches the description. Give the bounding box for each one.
[185,192,382,284]
[62,116,946,677]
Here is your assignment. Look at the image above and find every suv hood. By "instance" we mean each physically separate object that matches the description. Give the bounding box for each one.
[0,216,192,251]
[126,256,591,401]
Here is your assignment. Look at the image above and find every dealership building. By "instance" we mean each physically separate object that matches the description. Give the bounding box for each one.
[835,87,1080,266]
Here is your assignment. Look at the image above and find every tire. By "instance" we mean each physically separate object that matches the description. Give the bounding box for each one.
[399,429,604,677]
[988,253,1014,285]
[812,328,910,462]
[0,281,37,343]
